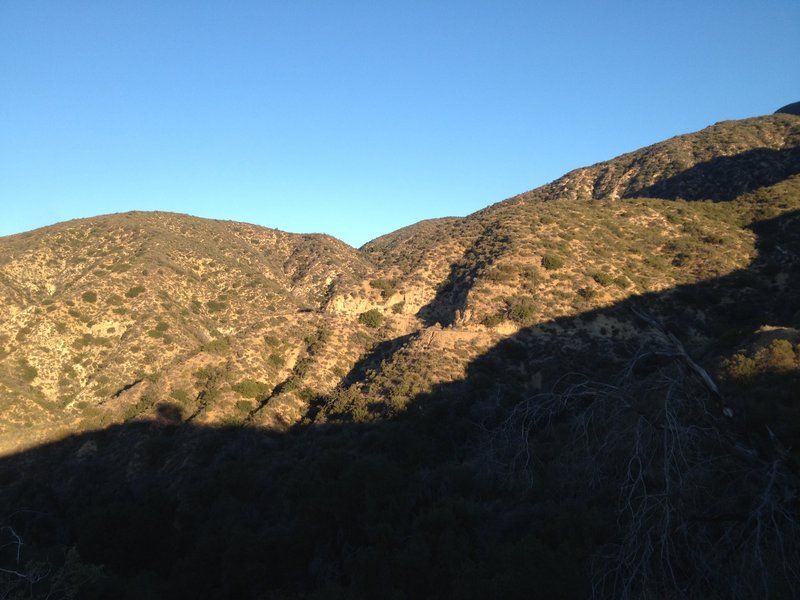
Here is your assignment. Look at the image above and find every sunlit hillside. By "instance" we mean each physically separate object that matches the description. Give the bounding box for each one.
[1,110,799,599]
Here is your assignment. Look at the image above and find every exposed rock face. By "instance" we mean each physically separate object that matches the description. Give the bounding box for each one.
[327,294,373,315]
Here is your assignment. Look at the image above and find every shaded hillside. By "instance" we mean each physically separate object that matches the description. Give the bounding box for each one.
[1,110,800,598]
[1,205,799,598]
[535,113,800,202]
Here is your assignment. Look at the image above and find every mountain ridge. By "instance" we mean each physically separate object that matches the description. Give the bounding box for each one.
[1,111,799,454]
[1,108,800,598]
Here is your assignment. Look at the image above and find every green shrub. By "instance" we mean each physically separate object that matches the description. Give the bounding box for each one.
[72,334,111,349]
[370,279,398,299]
[202,338,230,353]
[724,340,797,381]
[485,265,517,283]
[81,291,97,303]
[723,354,756,381]
[482,313,506,328]
[169,388,191,404]
[235,399,253,413]
[206,300,227,312]
[109,262,131,273]
[612,276,631,289]
[72,334,94,349]
[19,358,37,382]
[125,285,145,298]
[591,272,613,287]
[542,255,564,270]
[194,365,225,392]
[232,379,271,399]
[755,339,797,373]
[358,309,384,328]
[268,353,285,368]
[506,296,537,326]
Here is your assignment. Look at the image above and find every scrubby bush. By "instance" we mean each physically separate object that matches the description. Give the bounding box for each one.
[485,265,517,283]
[591,272,613,287]
[725,339,798,381]
[612,276,631,289]
[506,296,537,326]
[232,379,271,399]
[169,388,191,404]
[81,291,97,303]
[369,279,398,299]
[108,262,131,273]
[19,358,37,382]
[206,300,227,313]
[482,313,506,328]
[267,353,285,368]
[754,339,797,373]
[125,286,145,298]
[72,334,111,349]
[235,399,253,413]
[359,309,384,328]
[541,254,564,270]
[723,354,756,381]
[202,338,230,354]
[148,322,170,338]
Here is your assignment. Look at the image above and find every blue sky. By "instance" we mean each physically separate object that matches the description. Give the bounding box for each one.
[2,1,798,247]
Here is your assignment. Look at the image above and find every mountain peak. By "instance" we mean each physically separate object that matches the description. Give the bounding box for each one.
[776,101,800,116]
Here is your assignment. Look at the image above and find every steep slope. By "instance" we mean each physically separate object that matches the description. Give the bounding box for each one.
[321,113,800,425]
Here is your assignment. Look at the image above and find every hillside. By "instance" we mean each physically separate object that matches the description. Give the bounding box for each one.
[327,113,800,424]
[1,110,799,599]
[0,212,377,451]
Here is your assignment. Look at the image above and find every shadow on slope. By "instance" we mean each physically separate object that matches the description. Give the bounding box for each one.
[2,206,800,598]
[338,333,417,388]
[627,146,800,201]
[417,221,513,327]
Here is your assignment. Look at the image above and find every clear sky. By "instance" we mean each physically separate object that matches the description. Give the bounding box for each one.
[2,1,798,247]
